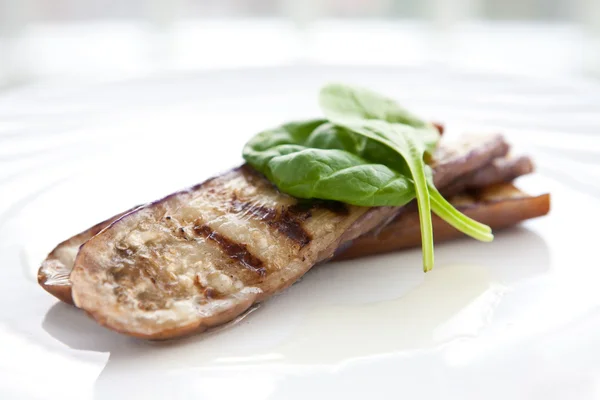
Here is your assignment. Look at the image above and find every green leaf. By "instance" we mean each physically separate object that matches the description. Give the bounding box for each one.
[318,118,437,272]
[267,148,415,207]
[245,119,327,153]
[319,82,433,129]
[319,83,439,272]
[429,187,493,242]
[243,123,416,207]
[318,83,492,272]
[243,82,494,273]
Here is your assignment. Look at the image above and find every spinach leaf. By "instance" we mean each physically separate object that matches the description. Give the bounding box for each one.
[243,83,493,273]
[246,119,327,153]
[319,83,491,272]
[243,123,416,207]
[319,82,432,129]
[321,118,438,271]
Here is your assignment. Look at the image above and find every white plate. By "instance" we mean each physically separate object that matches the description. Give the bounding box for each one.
[1,66,600,400]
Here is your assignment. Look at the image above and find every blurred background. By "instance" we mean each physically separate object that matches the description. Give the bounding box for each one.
[1,0,599,88]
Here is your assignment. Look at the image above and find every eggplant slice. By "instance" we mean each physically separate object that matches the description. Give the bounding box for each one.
[38,141,529,306]
[39,134,546,339]
[70,135,512,339]
[333,183,550,260]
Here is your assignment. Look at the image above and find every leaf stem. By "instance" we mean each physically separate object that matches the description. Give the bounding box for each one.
[406,149,435,272]
[429,187,494,242]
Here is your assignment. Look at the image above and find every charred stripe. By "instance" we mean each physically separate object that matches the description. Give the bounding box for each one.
[231,199,312,247]
[192,224,266,277]
[229,200,348,248]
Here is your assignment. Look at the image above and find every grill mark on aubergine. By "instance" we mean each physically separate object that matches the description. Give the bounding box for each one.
[192,223,267,277]
[230,196,349,248]
[231,199,312,247]
[229,166,350,247]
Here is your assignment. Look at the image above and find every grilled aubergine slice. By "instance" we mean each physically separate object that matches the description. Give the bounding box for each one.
[334,183,550,260]
[64,134,526,339]
[38,149,534,306]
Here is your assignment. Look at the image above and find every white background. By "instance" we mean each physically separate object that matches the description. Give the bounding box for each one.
[1,66,600,399]
[1,0,600,87]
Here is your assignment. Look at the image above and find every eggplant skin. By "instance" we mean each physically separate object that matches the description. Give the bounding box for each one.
[333,183,551,261]
[67,135,514,339]
[38,180,543,308]
[39,183,549,309]
[38,154,534,305]
[37,206,141,304]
